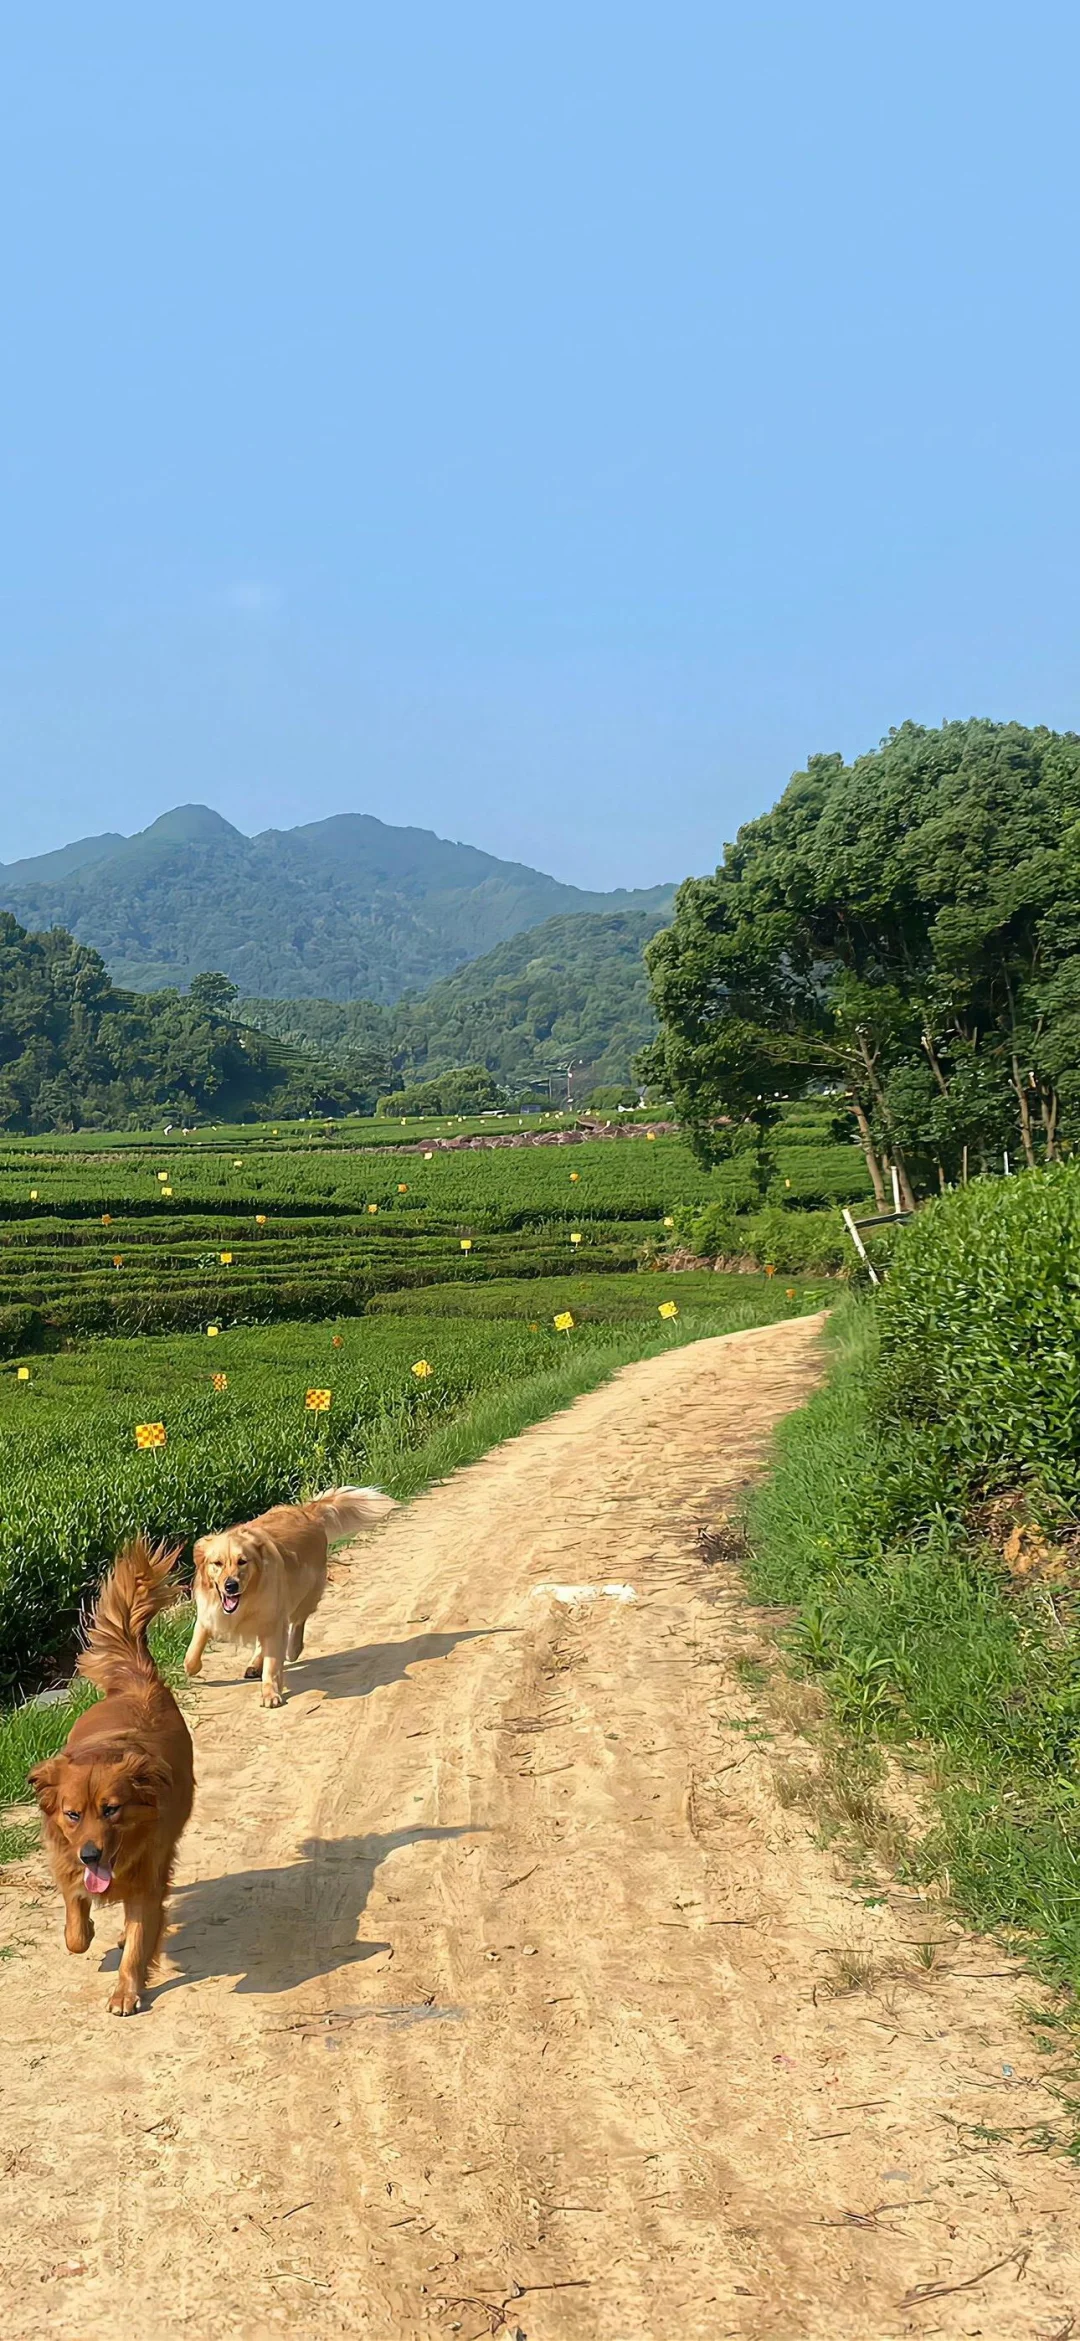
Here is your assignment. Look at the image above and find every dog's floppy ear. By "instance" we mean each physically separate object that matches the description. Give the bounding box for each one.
[29,1758,62,1814]
[121,1751,174,1806]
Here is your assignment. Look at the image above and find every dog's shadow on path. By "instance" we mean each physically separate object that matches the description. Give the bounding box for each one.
[293,1626,506,1701]
[141,1827,480,1999]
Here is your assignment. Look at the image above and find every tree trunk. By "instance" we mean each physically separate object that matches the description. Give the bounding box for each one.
[855,1035,917,1209]
[849,1093,887,1209]
[1042,1086,1060,1163]
[1010,1056,1037,1169]
[920,1026,950,1098]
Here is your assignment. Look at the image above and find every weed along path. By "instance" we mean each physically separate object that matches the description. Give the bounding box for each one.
[3,1316,1080,2340]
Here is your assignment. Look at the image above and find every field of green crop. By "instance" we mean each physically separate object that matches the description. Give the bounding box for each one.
[0,1271,829,1696]
[0,1105,860,1704]
[0,1113,868,1350]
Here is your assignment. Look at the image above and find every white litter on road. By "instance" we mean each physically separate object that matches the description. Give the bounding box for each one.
[530,1582,638,1605]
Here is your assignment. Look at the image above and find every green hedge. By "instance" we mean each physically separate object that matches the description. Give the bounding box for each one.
[676,1202,852,1273]
[875,1163,1080,1510]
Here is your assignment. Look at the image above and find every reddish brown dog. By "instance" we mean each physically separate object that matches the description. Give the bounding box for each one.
[30,1539,195,2016]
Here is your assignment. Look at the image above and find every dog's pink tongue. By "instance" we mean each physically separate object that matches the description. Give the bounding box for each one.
[83,1864,112,1896]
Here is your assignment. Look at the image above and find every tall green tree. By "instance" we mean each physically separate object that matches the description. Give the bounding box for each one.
[646,721,1080,1198]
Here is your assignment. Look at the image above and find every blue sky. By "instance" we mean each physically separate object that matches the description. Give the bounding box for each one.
[2,4,1079,887]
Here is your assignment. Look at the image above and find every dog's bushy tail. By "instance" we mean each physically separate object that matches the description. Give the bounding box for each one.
[79,1538,180,1696]
[309,1486,396,1543]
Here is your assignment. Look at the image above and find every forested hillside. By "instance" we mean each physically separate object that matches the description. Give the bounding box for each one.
[645,718,1080,1199]
[0,803,673,1003]
[0,917,368,1130]
[240,905,664,1095]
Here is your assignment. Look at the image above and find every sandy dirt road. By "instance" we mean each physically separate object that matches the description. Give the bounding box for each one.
[2,1316,1078,2340]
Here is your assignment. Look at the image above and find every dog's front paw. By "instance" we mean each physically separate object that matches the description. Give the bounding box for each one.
[243,1659,263,1680]
[107,1983,142,2016]
[261,1683,285,1708]
[183,1652,202,1678]
[65,1916,94,1955]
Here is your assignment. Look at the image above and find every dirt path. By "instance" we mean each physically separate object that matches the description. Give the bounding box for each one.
[2,1317,1078,2340]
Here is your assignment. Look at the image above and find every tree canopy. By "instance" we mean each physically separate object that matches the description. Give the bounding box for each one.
[240,907,666,1097]
[0,915,371,1130]
[644,720,1080,1200]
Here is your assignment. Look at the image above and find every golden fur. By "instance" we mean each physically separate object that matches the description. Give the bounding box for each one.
[185,1486,394,1707]
[30,1539,195,2016]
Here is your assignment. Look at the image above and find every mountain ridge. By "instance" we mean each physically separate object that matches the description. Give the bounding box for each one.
[0,804,674,1003]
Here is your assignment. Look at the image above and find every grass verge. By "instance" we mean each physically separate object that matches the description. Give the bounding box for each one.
[744,1295,1080,2001]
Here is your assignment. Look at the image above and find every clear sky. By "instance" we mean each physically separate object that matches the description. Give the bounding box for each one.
[2,4,1079,887]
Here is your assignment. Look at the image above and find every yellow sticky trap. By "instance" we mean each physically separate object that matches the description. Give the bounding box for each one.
[460,1238,472,1252]
[135,1422,166,1450]
[658,1300,679,1320]
[220,1251,233,1265]
[212,1372,228,1392]
[554,1311,574,1332]
[16,1366,30,1382]
[305,1388,332,1412]
[411,1359,433,1378]
[570,1231,582,1246]
[207,1325,220,1338]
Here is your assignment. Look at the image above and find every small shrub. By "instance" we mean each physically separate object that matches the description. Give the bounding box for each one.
[875,1163,1080,1507]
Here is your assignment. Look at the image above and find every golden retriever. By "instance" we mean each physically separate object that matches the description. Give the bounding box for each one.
[184,1485,394,1707]
[30,1539,195,2016]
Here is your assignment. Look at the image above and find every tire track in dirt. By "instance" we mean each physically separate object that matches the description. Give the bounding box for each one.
[1,1315,1078,2339]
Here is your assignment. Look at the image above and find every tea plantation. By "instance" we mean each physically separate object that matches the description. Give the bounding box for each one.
[0,1106,863,1701]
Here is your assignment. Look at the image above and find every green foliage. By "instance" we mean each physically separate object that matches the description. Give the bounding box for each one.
[389,909,668,1091]
[874,1163,1080,1509]
[0,912,371,1132]
[746,1183,1080,1995]
[377,1063,504,1117]
[584,1085,638,1110]
[647,719,1080,1199]
[366,1268,829,1324]
[681,1202,851,1272]
[241,908,669,1096]
[186,970,239,1018]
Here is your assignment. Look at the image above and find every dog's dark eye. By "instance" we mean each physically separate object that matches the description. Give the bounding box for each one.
[101,1803,121,1818]
[64,1809,81,1824]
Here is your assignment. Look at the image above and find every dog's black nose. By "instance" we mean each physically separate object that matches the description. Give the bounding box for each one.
[79,1841,102,1865]
[224,1577,240,1595]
